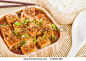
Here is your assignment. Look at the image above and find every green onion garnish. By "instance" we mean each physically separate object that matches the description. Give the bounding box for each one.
[21,34,29,38]
[21,34,25,38]
[52,24,56,30]
[52,34,56,41]
[33,20,36,23]
[25,19,29,23]
[33,38,36,44]
[25,34,29,38]
[43,35,47,40]
[13,29,19,34]
[40,19,43,24]
[20,41,27,46]
[37,19,43,27]
[1,24,6,27]
[14,22,20,26]
[22,19,29,24]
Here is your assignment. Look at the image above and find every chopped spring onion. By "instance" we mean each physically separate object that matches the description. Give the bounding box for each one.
[22,19,29,24]
[21,34,29,38]
[52,34,56,41]
[25,34,29,38]
[37,19,43,27]
[43,34,47,40]
[1,24,6,27]
[25,19,29,23]
[20,41,27,46]
[33,38,36,44]
[14,22,20,26]
[52,24,56,30]
[21,34,25,38]
[32,20,36,23]
[13,29,19,34]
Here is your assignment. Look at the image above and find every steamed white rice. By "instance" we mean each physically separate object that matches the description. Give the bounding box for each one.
[47,0,86,14]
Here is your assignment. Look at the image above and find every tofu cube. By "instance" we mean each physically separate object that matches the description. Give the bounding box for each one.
[1,25,19,49]
[5,13,19,26]
[21,42,37,54]
[37,36,51,48]
[27,22,38,36]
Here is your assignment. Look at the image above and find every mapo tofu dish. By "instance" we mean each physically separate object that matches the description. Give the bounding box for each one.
[0,7,60,55]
